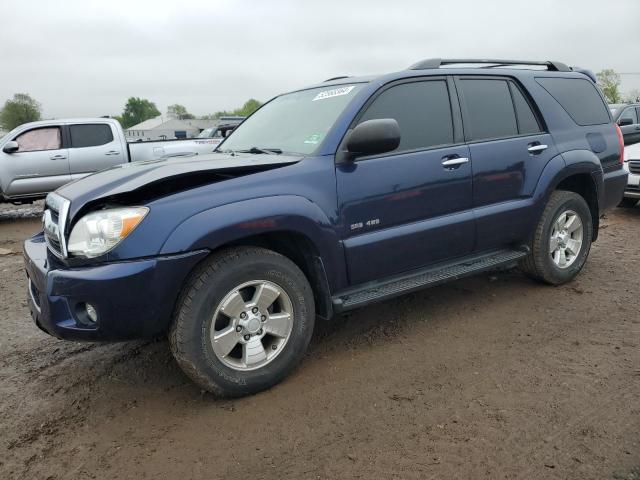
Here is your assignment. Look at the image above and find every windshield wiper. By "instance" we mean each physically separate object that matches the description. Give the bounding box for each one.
[237,147,283,155]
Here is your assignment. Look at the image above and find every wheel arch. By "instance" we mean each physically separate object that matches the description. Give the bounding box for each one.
[160,195,344,320]
[535,151,603,241]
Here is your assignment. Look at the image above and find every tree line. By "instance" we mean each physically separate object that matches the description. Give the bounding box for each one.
[0,95,263,131]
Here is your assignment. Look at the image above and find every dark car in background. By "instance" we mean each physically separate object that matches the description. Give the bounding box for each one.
[611,103,640,146]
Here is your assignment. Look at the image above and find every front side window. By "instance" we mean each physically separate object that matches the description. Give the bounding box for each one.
[15,127,61,152]
[459,79,518,141]
[619,107,638,125]
[220,84,364,155]
[357,80,454,153]
[70,124,114,148]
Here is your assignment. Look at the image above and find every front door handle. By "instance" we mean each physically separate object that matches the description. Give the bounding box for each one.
[50,154,67,160]
[441,156,469,169]
[105,150,121,156]
[527,143,548,154]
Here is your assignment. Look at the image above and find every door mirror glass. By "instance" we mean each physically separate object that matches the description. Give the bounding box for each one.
[346,119,401,158]
[618,117,634,127]
[2,141,19,153]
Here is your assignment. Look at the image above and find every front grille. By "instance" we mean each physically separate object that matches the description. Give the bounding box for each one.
[629,161,640,175]
[43,193,70,258]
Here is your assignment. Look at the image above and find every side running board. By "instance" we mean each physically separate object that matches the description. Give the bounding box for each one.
[332,248,529,312]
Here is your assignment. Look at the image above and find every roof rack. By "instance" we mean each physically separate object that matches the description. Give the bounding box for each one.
[324,76,350,82]
[409,58,571,72]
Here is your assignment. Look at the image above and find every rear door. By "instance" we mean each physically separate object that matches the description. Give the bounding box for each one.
[67,122,123,180]
[455,76,558,251]
[4,126,70,197]
[336,78,474,285]
[617,106,640,146]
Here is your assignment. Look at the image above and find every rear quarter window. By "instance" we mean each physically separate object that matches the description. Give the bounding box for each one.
[536,77,610,126]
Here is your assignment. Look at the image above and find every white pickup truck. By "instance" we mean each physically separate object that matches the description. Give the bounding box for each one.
[0,117,240,203]
[620,142,640,208]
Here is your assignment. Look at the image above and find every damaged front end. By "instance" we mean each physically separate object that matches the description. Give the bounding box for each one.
[45,152,304,264]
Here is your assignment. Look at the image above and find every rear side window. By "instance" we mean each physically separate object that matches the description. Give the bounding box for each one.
[69,124,114,148]
[358,80,454,152]
[536,77,610,126]
[510,84,542,135]
[459,79,518,141]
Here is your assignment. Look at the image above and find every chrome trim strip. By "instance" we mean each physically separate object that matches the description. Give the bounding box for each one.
[44,193,71,259]
[28,279,41,313]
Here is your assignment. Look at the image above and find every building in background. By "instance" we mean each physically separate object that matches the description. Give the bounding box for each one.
[125,116,218,141]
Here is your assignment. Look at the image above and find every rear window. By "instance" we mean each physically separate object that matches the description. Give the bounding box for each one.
[69,124,114,148]
[536,77,610,126]
[459,79,518,141]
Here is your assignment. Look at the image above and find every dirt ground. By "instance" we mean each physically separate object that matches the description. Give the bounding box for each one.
[0,202,639,480]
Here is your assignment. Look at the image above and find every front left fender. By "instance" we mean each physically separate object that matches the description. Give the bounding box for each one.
[159,195,345,290]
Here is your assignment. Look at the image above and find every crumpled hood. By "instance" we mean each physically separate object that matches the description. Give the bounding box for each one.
[56,152,303,218]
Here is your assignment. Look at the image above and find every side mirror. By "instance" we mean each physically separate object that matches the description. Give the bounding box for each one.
[2,141,19,154]
[346,119,400,158]
[618,117,634,127]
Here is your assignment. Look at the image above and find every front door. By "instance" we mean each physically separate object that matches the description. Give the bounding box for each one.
[336,79,475,285]
[4,126,70,197]
[617,106,640,146]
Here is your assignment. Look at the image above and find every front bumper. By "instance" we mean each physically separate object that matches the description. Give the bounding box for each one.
[622,162,640,199]
[24,233,208,341]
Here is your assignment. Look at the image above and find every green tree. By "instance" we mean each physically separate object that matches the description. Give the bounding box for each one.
[208,98,263,119]
[120,97,160,128]
[0,93,42,130]
[596,69,622,104]
[167,104,194,120]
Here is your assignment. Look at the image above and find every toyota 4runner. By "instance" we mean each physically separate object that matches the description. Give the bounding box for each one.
[24,58,628,396]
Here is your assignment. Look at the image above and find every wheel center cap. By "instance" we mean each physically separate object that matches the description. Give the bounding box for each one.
[245,316,261,334]
[558,232,569,246]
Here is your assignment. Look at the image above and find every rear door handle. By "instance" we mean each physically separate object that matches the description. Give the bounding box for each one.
[441,156,469,169]
[527,144,548,154]
[105,150,121,156]
[50,154,67,160]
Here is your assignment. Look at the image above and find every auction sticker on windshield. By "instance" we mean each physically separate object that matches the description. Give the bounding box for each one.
[313,86,356,101]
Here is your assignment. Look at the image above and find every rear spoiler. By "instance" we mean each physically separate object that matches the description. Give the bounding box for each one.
[570,67,597,83]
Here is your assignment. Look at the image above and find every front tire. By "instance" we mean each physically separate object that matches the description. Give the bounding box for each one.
[520,191,593,285]
[170,247,315,397]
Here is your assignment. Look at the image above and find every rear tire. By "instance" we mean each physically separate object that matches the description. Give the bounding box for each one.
[169,246,315,397]
[519,191,593,285]
[618,197,638,208]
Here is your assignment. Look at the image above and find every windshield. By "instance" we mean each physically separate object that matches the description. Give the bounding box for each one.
[219,84,364,155]
[197,128,215,138]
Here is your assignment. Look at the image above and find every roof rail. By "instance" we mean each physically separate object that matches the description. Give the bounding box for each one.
[409,58,571,72]
[324,76,350,82]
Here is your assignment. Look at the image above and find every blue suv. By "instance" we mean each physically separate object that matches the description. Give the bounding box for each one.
[24,58,628,396]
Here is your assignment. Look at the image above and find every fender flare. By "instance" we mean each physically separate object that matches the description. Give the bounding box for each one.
[160,195,345,290]
[532,149,603,238]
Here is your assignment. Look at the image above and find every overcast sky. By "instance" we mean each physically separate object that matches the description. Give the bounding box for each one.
[1,0,639,119]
